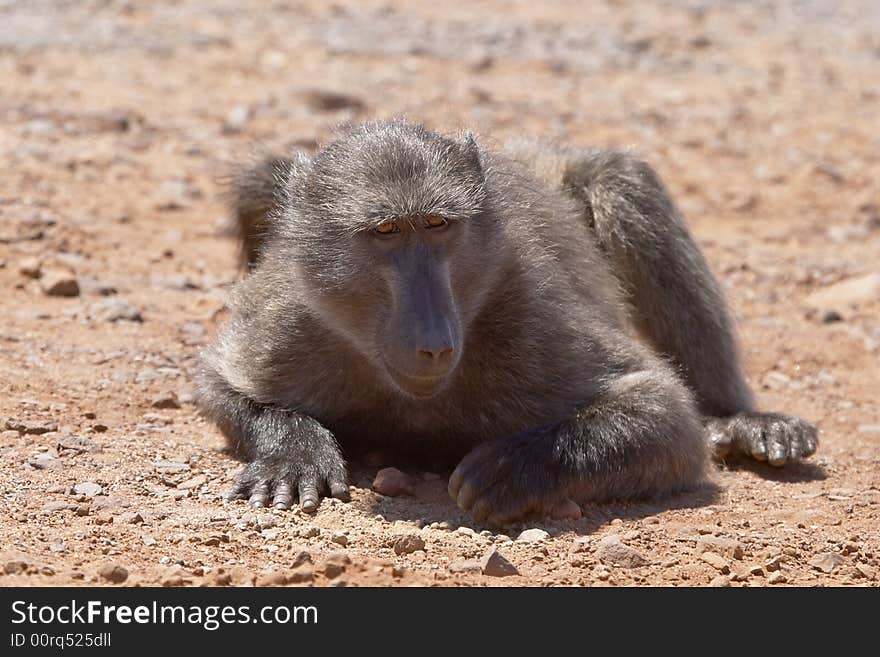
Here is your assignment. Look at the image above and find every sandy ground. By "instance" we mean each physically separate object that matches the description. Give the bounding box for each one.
[1,0,878,587]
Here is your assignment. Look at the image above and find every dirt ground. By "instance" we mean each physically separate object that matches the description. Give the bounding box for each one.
[1,0,878,588]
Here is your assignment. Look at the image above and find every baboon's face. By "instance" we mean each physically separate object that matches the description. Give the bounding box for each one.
[288,123,500,399]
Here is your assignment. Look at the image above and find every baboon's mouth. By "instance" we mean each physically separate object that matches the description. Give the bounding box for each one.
[383,361,450,400]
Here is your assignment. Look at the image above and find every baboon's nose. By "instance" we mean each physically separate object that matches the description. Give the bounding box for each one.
[417,345,454,364]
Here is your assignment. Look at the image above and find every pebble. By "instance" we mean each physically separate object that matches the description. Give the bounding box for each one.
[97,564,129,584]
[322,552,352,579]
[480,548,518,577]
[708,575,731,587]
[93,512,113,525]
[256,514,276,530]
[40,269,80,297]
[767,572,787,585]
[700,552,730,573]
[151,392,181,409]
[696,536,744,560]
[119,511,144,525]
[372,467,415,496]
[73,482,103,497]
[855,564,876,580]
[5,560,29,574]
[393,534,426,555]
[595,534,649,568]
[448,560,482,574]
[42,501,75,512]
[287,568,315,584]
[18,257,42,278]
[300,526,320,539]
[255,571,288,587]
[93,298,142,322]
[330,531,349,546]
[177,475,207,490]
[516,528,550,543]
[806,272,880,318]
[151,460,189,473]
[808,552,845,574]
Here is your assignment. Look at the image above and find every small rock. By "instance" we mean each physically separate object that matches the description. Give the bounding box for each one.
[372,467,415,496]
[393,534,426,555]
[322,552,351,579]
[160,567,191,587]
[330,531,349,546]
[480,548,518,577]
[696,536,744,560]
[40,269,79,297]
[300,526,320,539]
[855,564,876,580]
[222,104,253,134]
[42,501,74,513]
[151,392,181,409]
[700,552,730,573]
[255,571,288,587]
[5,560,28,574]
[93,298,142,322]
[516,528,550,543]
[256,514,276,530]
[448,560,482,574]
[119,511,144,524]
[551,499,582,520]
[304,89,365,113]
[75,505,90,516]
[287,568,314,584]
[595,534,649,568]
[97,564,128,584]
[806,272,880,317]
[177,475,207,490]
[767,572,787,585]
[93,512,114,525]
[151,460,189,473]
[18,257,42,278]
[73,482,103,497]
[708,575,731,587]
[808,552,845,574]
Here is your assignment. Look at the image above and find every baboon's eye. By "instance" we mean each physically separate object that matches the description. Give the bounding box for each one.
[424,216,448,229]
[374,220,400,235]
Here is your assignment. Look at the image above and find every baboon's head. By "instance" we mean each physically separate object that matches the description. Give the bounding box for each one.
[279,121,507,399]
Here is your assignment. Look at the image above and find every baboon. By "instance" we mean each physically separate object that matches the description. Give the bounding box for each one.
[196,120,817,525]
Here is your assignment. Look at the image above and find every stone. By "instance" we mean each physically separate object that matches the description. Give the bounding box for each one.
[322,552,351,579]
[40,269,79,297]
[700,552,730,573]
[151,392,181,409]
[595,534,649,568]
[708,575,731,587]
[372,467,415,496]
[480,548,518,577]
[767,572,787,585]
[808,552,845,574]
[806,273,880,317]
[330,531,349,546]
[696,536,745,560]
[97,563,128,584]
[93,298,142,322]
[18,257,42,278]
[448,560,482,574]
[73,482,103,497]
[516,528,550,542]
[255,571,288,587]
[393,534,425,555]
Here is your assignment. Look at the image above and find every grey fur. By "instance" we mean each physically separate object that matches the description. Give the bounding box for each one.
[196,120,818,525]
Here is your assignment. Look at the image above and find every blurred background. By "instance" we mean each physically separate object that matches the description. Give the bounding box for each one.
[0,1,878,587]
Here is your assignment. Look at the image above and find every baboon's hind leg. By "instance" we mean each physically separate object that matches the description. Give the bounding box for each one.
[562,151,817,466]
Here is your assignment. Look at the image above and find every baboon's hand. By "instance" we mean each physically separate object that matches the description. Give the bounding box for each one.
[449,432,566,526]
[706,412,818,466]
[226,449,350,512]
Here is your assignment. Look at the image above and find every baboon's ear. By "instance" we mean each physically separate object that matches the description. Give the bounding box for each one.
[458,131,484,176]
